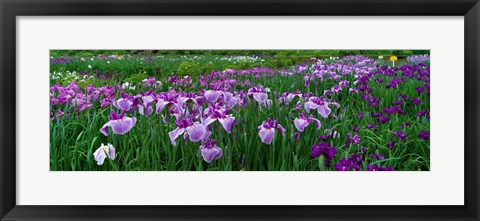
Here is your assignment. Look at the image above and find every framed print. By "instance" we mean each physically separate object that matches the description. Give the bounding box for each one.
[1,0,479,220]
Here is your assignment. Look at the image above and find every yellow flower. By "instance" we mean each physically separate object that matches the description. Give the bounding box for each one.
[389,56,398,61]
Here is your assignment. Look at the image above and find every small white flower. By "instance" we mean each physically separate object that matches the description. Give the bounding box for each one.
[88,65,92,69]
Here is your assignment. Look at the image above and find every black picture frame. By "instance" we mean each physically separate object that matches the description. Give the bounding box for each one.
[1,0,479,220]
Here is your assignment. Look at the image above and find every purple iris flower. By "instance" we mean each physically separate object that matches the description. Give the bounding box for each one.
[357,112,364,120]
[304,96,331,118]
[155,92,176,114]
[367,164,393,171]
[346,133,361,147]
[294,132,301,141]
[416,109,430,119]
[142,76,160,87]
[411,97,422,105]
[387,141,395,150]
[331,85,342,94]
[371,153,385,160]
[334,158,360,171]
[168,115,207,146]
[366,123,377,130]
[349,88,359,94]
[310,142,337,166]
[372,112,390,124]
[279,91,302,104]
[241,154,246,170]
[93,143,116,165]
[339,80,349,87]
[304,75,311,87]
[393,105,405,115]
[368,96,379,107]
[393,130,407,140]
[418,130,430,141]
[383,107,396,114]
[138,91,155,116]
[100,111,137,136]
[293,113,321,132]
[362,147,368,153]
[416,86,425,96]
[257,118,286,145]
[252,92,268,105]
[203,104,236,133]
[247,86,268,105]
[100,97,113,108]
[177,92,200,107]
[394,100,404,106]
[222,91,240,108]
[399,94,408,100]
[199,138,222,163]
[401,122,411,128]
